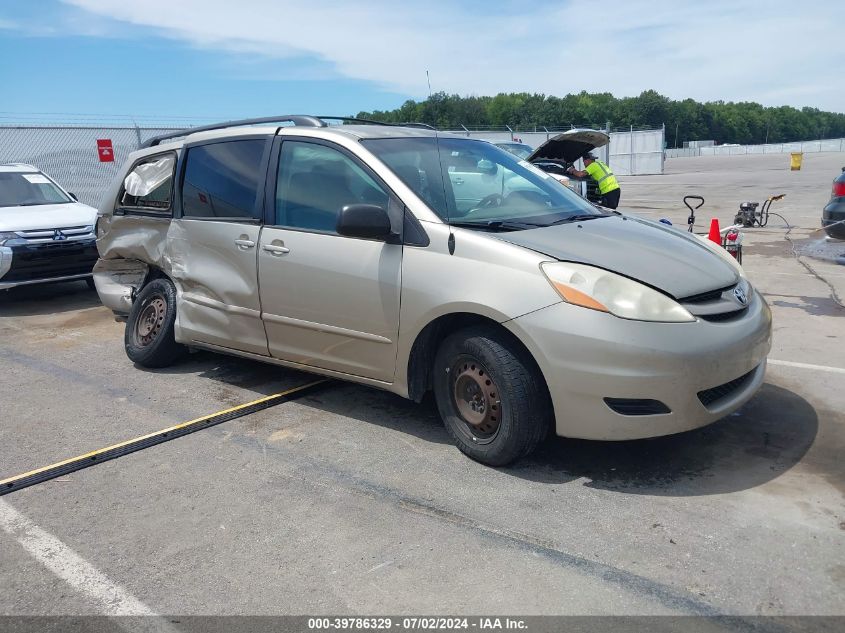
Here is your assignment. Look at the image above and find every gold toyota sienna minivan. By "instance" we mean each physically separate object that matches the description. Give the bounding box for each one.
[93,116,772,465]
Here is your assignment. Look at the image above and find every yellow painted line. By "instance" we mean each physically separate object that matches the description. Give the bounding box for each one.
[0,379,328,494]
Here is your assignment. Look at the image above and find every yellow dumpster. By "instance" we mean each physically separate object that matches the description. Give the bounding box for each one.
[790,152,803,170]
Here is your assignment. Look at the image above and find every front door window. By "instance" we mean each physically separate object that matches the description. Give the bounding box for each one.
[275,141,389,233]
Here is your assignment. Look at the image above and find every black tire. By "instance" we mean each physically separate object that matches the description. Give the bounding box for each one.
[433,325,551,466]
[124,277,186,368]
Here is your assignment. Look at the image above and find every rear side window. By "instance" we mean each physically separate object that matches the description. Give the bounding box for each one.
[120,154,175,213]
[181,140,265,220]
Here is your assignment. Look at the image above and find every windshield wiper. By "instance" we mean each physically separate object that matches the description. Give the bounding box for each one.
[448,219,545,232]
[451,214,609,232]
[548,214,609,225]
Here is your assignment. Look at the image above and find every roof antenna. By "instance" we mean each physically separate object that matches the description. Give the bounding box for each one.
[427,70,455,255]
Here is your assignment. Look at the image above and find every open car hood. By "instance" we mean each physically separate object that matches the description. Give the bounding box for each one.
[527,129,610,164]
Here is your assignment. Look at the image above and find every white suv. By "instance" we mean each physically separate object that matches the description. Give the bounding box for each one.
[0,164,99,290]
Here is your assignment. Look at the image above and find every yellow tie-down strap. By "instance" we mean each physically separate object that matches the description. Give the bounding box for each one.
[0,379,328,496]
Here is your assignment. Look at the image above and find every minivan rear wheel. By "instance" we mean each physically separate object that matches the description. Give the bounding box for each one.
[433,326,550,466]
[125,277,186,368]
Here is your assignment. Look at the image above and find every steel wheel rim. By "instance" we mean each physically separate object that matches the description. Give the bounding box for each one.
[134,295,166,347]
[450,355,501,443]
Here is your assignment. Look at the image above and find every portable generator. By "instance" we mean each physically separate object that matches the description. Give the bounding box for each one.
[734,194,785,228]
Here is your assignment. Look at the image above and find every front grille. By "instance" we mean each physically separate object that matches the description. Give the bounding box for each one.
[680,285,735,304]
[3,240,98,282]
[697,368,756,407]
[15,225,94,244]
[680,282,753,322]
[604,398,671,416]
[699,308,748,322]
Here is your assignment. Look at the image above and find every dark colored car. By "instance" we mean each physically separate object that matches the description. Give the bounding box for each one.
[822,167,845,240]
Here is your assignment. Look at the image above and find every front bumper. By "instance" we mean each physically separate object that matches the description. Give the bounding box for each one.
[505,289,772,440]
[0,239,98,290]
[822,198,845,240]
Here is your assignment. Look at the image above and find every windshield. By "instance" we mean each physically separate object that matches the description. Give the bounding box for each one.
[363,137,603,228]
[0,172,71,207]
[496,143,533,159]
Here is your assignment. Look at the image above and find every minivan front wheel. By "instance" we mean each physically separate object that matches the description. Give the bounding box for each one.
[125,277,185,368]
[433,326,551,466]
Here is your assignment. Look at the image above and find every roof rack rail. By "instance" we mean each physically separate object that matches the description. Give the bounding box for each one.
[317,116,391,126]
[141,114,328,148]
[141,114,436,148]
[398,122,436,130]
[317,116,435,130]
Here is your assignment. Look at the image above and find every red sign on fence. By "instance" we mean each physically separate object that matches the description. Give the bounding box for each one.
[97,139,114,162]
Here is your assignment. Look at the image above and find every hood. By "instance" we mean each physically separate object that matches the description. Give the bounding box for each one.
[495,215,739,299]
[0,202,98,232]
[527,129,610,164]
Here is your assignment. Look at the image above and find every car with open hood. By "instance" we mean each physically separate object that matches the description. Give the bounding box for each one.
[527,129,610,203]
[93,116,771,466]
[1,164,99,291]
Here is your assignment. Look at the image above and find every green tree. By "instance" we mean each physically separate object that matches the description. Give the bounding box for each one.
[357,90,845,144]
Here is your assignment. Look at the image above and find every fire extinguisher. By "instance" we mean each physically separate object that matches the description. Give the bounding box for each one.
[722,228,743,264]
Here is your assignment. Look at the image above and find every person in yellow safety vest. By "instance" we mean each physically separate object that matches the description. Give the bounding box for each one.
[567,152,621,209]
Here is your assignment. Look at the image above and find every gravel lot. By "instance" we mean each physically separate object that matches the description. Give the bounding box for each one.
[1,152,843,618]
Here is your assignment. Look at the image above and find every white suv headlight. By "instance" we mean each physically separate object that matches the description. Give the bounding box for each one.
[541,262,695,323]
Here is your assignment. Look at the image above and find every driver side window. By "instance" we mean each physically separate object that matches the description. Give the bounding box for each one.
[275,141,388,234]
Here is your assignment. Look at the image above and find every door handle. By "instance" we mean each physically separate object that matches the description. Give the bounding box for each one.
[234,238,255,249]
[453,177,464,185]
[262,244,290,255]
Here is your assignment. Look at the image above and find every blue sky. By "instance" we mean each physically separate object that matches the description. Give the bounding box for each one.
[1,0,844,123]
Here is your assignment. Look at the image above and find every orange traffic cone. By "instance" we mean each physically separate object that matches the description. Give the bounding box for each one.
[708,218,721,245]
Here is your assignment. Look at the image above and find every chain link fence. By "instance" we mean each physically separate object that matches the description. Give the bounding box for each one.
[666,137,845,159]
[0,125,182,207]
[1,121,666,208]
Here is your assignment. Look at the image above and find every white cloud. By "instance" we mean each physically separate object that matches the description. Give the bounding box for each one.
[58,0,845,111]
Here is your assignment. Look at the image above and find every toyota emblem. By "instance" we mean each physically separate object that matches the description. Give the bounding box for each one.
[733,285,748,306]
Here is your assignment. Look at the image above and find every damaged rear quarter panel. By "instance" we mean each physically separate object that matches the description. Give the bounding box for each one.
[94,216,173,315]
[93,147,181,315]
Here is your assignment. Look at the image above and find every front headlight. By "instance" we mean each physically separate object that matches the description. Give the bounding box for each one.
[0,232,20,246]
[541,262,695,322]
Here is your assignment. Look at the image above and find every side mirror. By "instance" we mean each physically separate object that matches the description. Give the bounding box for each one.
[336,204,395,241]
[68,192,78,201]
